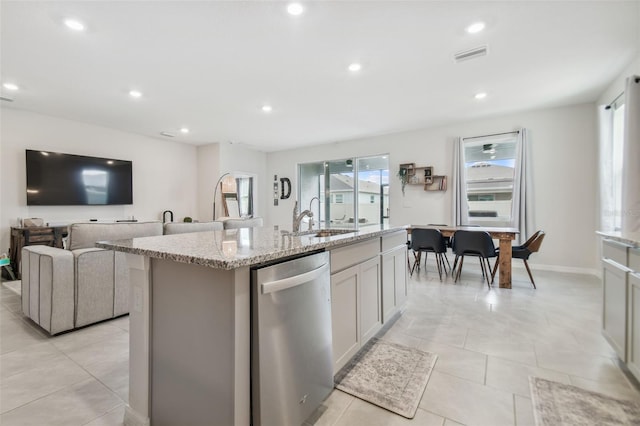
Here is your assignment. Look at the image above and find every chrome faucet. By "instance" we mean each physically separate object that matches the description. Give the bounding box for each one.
[308,197,320,230]
[292,200,314,232]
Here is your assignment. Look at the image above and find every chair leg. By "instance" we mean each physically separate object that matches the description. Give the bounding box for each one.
[523,259,536,289]
[486,258,494,284]
[443,254,451,272]
[491,256,499,282]
[435,253,443,281]
[478,257,491,288]
[452,255,459,274]
[455,256,464,282]
[424,252,428,270]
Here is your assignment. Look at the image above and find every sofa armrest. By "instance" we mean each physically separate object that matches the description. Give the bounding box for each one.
[21,245,74,334]
[72,248,118,327]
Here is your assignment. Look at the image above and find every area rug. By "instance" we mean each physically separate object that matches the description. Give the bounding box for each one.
[334,337,437,418]
[1,280,21,296]
[529,377,640,426]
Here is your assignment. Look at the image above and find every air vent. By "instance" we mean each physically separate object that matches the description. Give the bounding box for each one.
[0,96,14,102]
[453,45,488,63]
[160,131,175,137]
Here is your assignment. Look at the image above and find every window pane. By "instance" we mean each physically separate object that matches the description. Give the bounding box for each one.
[612,104,625,231]
[464,136,517,225]
[357,155,389,226]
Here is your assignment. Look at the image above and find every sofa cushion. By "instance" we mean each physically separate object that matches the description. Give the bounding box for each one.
[68,221,163,250]
[163,221,223,235]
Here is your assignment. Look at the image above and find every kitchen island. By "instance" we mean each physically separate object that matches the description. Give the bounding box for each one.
[97,224,408,426]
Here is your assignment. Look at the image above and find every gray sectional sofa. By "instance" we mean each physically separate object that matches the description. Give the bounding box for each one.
[21,221,163,334]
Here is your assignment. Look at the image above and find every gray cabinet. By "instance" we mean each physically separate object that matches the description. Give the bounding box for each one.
[628,272,640,379]
[330,239,381,373]
[600,239,640,381]
[381,244,408,323]
[602,258,629,360]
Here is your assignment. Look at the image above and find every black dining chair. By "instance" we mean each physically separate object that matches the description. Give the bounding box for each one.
[451,230,497,288]
[491,230,545,289]
[409,228,450,280]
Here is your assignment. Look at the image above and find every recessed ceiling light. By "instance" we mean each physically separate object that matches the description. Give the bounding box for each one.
[64,18,86,31]
[287,3,304,16]
[180,127,190,134]
[3,82,19,91]
[348,63,362,72]
[474,92,487,100]
[129,90,142,98]
[262,105,273,113]
[466,22,485,34]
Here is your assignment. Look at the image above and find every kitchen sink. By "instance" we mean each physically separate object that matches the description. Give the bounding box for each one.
[290,229,354,238]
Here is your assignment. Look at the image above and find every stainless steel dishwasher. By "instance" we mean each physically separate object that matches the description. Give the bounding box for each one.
[251,251,333,426]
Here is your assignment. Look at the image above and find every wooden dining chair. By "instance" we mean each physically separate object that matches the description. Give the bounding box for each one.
[492,230,545,289]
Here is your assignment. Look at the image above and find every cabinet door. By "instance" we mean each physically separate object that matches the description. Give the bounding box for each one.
[628,273,640,380]
[381,252,397,322]
[394,246,408,308]
[360,257,381,344]
[331,265,360,373]
[602,259,628,361]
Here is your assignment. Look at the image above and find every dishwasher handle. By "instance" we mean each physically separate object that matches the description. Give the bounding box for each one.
[261,262,329,294]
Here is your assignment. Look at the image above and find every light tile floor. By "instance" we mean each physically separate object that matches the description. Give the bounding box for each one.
[1,260,639,426]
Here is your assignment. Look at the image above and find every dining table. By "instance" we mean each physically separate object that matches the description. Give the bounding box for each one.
[409,225,519,289]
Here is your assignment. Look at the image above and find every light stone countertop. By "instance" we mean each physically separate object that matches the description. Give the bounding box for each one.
[96,224,409,270]
[596,231,640,248]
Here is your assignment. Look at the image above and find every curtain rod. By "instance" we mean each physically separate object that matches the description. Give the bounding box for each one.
[604,77,639,110]
[462,130,519,141]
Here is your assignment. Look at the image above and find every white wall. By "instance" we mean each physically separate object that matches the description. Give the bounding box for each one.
[267,103,599,273]
[196,142,268,221]
[0,109,198,254]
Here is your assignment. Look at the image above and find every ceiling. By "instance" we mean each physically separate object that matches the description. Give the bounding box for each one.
[1,1,638,152]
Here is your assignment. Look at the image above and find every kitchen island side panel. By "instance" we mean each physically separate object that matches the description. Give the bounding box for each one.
[150,259,250,426]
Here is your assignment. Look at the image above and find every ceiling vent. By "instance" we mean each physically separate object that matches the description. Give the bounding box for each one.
[0,96,14,102]
[160,131,176,137]
[454,45,488,63]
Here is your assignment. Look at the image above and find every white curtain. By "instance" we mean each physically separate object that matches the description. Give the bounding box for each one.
[598,105,615,231]
[451,137,467,226]
[513,128,534,244]
[622,75,640,233]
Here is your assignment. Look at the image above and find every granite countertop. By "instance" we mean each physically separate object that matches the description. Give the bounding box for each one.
[96,224,408,270]
[596,231,640,248]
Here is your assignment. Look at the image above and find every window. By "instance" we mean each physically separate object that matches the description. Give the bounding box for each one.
[612,103,625,231]
[457,132,523,227]
[298,155,389,229]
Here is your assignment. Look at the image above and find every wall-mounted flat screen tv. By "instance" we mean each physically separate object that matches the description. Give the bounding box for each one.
[26,149,133,205]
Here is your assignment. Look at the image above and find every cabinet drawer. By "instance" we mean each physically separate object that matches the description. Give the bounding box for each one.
[629,248,640,272]
[603,239,630,266]
[381,231,408,252]
[331,238,379,273]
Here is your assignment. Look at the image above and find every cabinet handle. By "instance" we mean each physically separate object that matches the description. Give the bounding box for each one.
[603,258,633,273]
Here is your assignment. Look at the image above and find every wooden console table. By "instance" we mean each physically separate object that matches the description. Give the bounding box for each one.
[9,226,68,279]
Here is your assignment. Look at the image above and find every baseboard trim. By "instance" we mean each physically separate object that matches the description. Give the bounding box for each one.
[124,405,150,426]
[518,262,600,278]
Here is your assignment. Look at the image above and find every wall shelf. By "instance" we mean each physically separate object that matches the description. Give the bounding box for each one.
[424,175,447,191]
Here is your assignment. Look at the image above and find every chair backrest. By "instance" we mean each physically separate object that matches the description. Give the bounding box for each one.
[223,217,264,229]
[163,221,223,235]
[451,230,496,258]
[410,228,447,253]
[68,221,163,250]
[524,230,545,253]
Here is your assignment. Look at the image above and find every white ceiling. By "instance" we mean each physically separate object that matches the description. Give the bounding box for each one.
[1,1,638,152]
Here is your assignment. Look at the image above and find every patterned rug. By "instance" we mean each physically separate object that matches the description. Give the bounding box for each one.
[529,377,640,426]
[334,337,437,418]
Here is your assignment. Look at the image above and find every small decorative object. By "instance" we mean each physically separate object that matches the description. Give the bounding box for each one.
[183,217,193,223]
[397,168,409,196]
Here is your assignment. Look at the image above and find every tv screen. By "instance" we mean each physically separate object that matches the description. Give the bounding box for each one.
[26,149,133,205]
